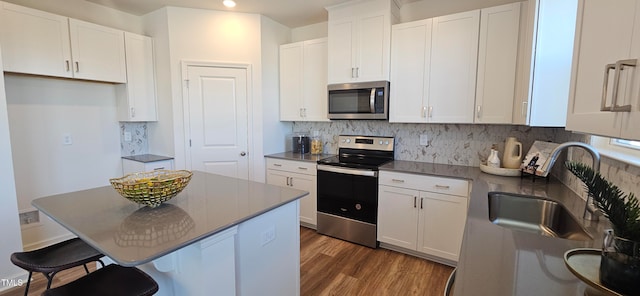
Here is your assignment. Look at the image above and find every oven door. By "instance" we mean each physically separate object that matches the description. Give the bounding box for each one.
[316,165,378,224]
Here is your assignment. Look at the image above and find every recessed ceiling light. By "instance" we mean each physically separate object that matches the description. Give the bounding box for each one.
[223,0,236,8]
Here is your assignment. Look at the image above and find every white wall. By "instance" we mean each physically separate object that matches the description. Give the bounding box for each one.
[0,49,24,292]
[4,0,143,34]
[291,22,328,41]
[145,7,267,181]
[260,16,292,181]
[5,74,122,249]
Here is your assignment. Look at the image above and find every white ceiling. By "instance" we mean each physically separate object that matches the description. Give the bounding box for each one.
[85,0,359,28]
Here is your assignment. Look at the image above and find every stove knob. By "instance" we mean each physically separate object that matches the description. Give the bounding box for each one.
[346,138,351,143]
[385,141,389,145]
[379,140,383,145]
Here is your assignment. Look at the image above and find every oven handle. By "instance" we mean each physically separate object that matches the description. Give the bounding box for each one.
[370,88,376,113]
[317,165,378,177]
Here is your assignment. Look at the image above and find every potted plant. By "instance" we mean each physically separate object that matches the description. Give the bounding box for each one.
[566,161,640,295]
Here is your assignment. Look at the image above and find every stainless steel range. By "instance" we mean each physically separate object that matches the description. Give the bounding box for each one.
[316,135,394,248]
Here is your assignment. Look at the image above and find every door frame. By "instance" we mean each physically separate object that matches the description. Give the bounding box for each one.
[180,60,254,179]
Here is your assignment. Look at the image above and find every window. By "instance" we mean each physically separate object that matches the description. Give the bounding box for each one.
[612,139,640,150]
[591,136,640,167]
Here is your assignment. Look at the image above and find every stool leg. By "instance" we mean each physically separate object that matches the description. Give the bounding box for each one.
[23,271,32,296]
[97,259,105,268]
[44,271,59,290]
[83,264,90,274]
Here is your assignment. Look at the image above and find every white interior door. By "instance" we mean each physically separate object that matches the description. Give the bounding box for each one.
[186,65,249,179]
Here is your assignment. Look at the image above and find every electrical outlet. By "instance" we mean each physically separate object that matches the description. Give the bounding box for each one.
[261,226,276,246]
[62,133,72,145]
[124,131,132,142]
[420,134,429,146]
[19,210,40,225]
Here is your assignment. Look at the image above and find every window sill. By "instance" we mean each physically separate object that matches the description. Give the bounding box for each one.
[591,137,640,168]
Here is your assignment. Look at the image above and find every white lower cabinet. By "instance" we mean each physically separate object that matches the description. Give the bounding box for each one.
[266,158,317,228]
[378,171,469,263]
[122,158,174,175]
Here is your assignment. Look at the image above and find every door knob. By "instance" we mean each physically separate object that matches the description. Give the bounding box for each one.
[240,152,246,156]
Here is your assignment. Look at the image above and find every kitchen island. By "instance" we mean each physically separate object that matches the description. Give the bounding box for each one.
[32,171,308,296]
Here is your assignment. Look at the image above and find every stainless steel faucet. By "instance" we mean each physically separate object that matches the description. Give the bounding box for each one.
[544,142,601,221]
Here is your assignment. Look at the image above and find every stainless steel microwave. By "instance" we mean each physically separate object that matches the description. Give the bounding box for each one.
[327,81,390,120]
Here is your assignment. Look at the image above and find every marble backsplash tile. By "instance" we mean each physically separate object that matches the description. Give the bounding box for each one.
[293,121,570,166]
[120,122,148,156]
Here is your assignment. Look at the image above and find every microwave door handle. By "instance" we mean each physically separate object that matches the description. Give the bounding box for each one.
[370,88,376,113]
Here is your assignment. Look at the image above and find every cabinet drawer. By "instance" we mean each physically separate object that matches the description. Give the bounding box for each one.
[379,171,468,197]
[266,158,316,175]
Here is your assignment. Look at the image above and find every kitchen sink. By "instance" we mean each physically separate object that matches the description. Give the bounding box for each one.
[488,192,592,241]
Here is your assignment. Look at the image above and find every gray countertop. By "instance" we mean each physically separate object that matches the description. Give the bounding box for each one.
[122,154,174,163]
[32,171,308,267]
[380,160,609,296]
[264,152,334,162]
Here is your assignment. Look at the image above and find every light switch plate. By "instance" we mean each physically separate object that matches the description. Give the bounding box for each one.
[420,134,429,146]
[124,131,132,142]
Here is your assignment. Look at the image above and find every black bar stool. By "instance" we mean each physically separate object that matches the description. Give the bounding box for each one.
[10,237,104,296]
[42,264,159,296]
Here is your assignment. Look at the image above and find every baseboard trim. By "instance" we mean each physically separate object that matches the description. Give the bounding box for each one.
[379,242,457,267]
[23,233,75,252]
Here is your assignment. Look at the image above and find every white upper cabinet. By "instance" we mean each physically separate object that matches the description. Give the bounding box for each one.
[116,32,157,122]
[475,3,521,124]
[567,0,640,140]
[327,0,398,84]
[429,10,480,123]
[68,19,126,83]
[0,1,72,78]
[389,19,432,123]
[514,0,578,126]
[279,38,328,122]
[390,10,479,124]
[0,2,126,83]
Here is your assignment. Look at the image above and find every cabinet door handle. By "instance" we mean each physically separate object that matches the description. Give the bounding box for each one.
[297,167,308,170]
[609,59,635,112]
[356,67,359,78]
[65,60,70,72]
[420,197,424,209]
[391,179,405,183]
[435,185,450,190]
[428,106,433,118]
[476,105,481,119]
[351,67,356,78]
[273,163,282,167]
[422,106,427,118]
[153,167,165,170]
[600,63,616,112]
[130,107,135,118]
[521,101,528,117]
[75,61,79,72]
[290,177,294,187]
[414,196,417,208]
[286,177,290,186]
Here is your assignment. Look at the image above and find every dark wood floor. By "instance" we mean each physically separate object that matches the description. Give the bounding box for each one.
[1,227,453,296]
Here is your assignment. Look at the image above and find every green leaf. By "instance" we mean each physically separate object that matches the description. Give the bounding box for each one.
[565,161,640,242]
